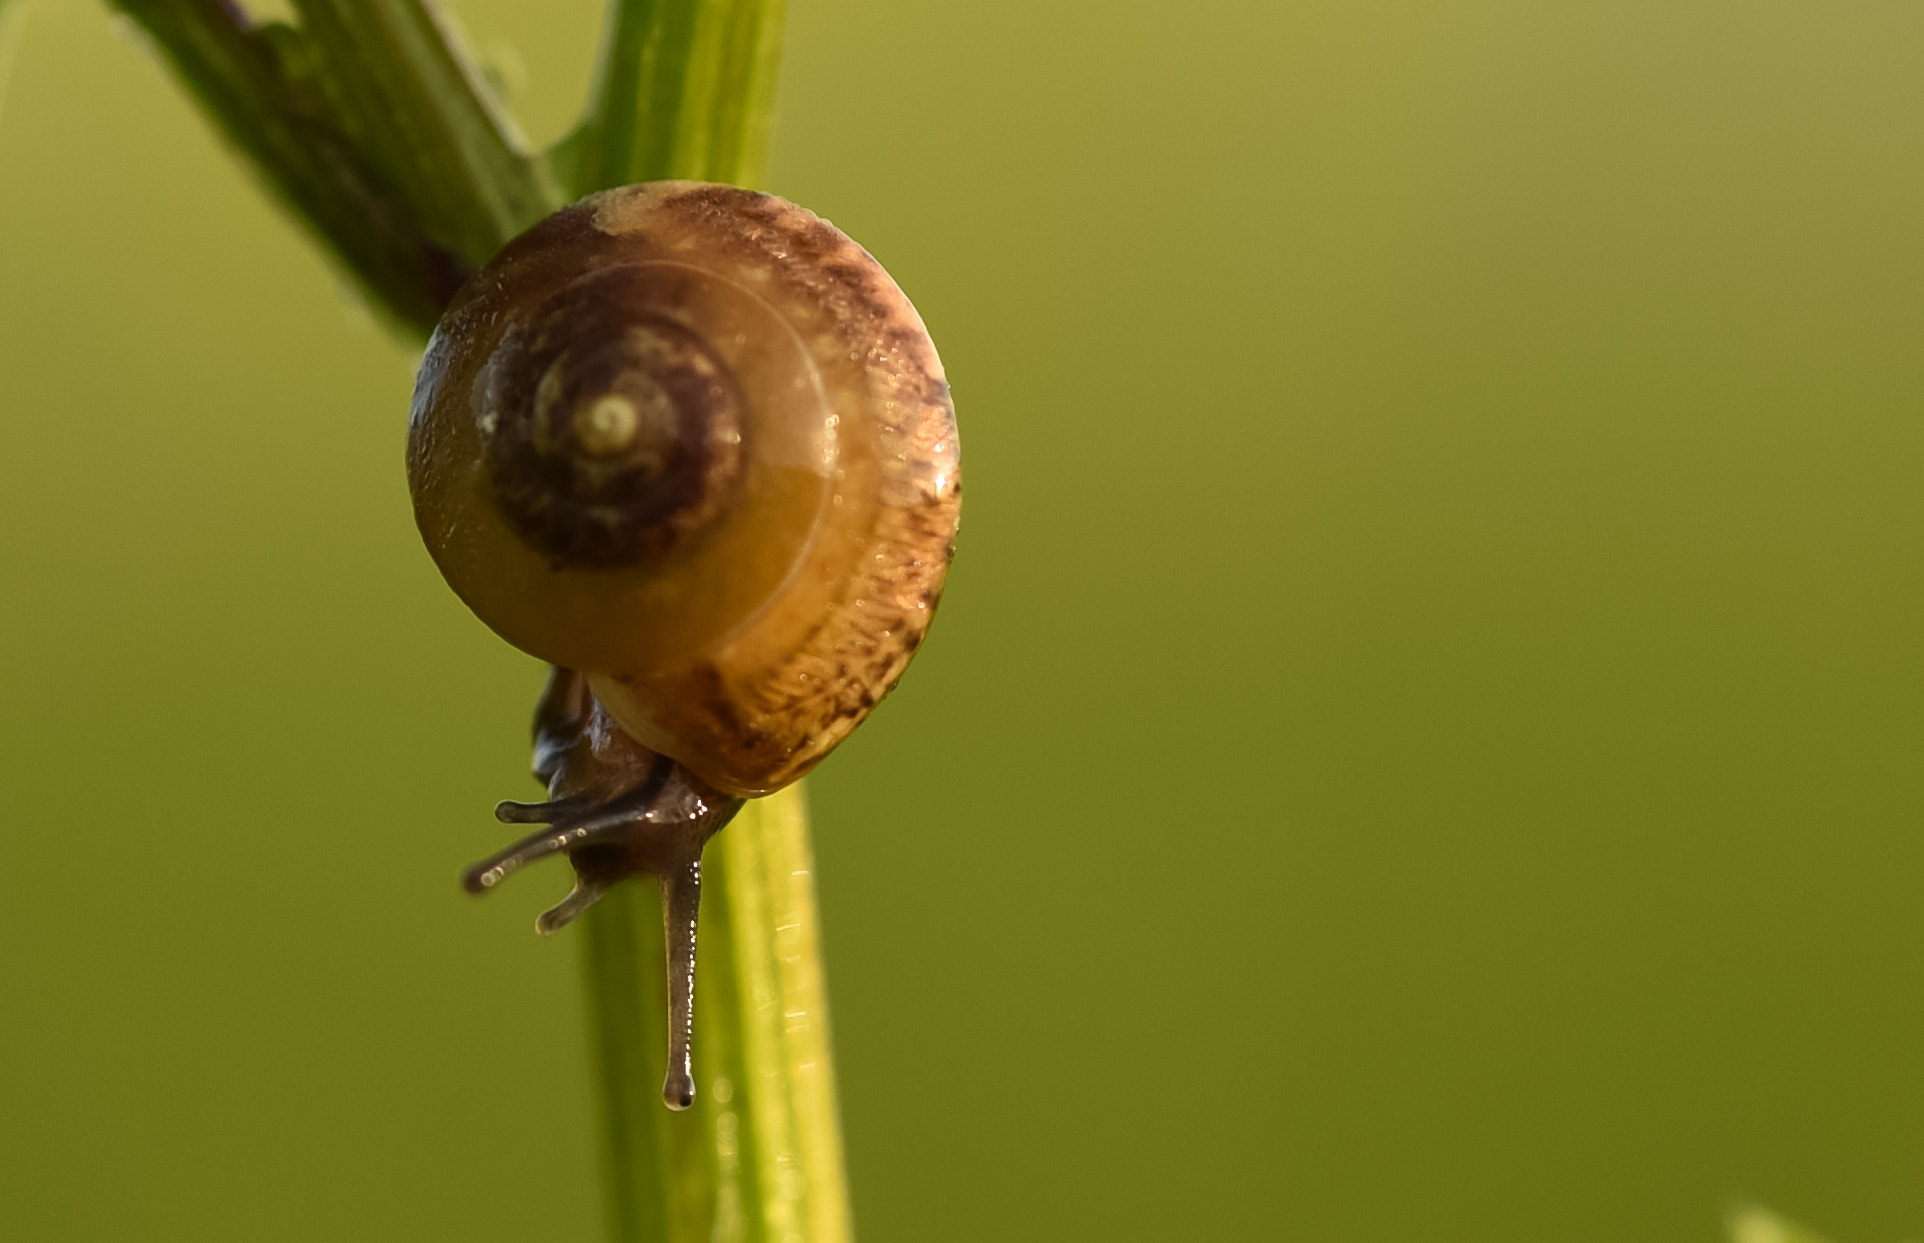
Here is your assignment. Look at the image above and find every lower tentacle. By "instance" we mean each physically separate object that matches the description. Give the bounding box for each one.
[659,860,702,1109]
[535,877,614,935]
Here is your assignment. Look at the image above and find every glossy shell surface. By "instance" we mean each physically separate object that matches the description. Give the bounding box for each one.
[408,182,960,796]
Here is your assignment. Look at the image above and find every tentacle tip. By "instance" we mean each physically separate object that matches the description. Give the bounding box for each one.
[535,880,610,936]
[459,862,508,894]
[662,1074,695,1111]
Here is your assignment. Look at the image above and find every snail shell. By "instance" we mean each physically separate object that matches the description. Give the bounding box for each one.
[407,182,961,796]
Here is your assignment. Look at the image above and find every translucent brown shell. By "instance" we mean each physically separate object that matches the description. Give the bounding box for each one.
[408,182,961,797]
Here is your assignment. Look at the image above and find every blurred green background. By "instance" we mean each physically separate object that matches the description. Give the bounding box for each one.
[3,0,1922,1239]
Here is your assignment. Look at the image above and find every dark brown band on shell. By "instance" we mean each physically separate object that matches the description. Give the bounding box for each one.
[478,264,745,570]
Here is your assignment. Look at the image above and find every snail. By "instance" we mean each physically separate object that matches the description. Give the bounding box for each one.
[406,181,960,1109]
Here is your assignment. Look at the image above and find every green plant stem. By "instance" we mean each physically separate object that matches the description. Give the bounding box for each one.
[571,0,786,191]
[715,788,852,1243]
[581,787,851,1243]
[561,7,850,1239]
[565,8,852,1241]
[108,3,848,1239]
[110,0,478,333]
[285,0,557,263]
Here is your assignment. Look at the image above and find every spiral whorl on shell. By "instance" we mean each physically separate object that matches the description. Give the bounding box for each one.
[408,181,961,797]
[477,267,746,570]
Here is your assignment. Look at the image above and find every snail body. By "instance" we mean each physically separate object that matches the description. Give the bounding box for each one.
[410,181,960,797]
[409,182,959,1109]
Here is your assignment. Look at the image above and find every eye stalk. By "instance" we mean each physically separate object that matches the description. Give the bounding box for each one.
[411,182,961,1109]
